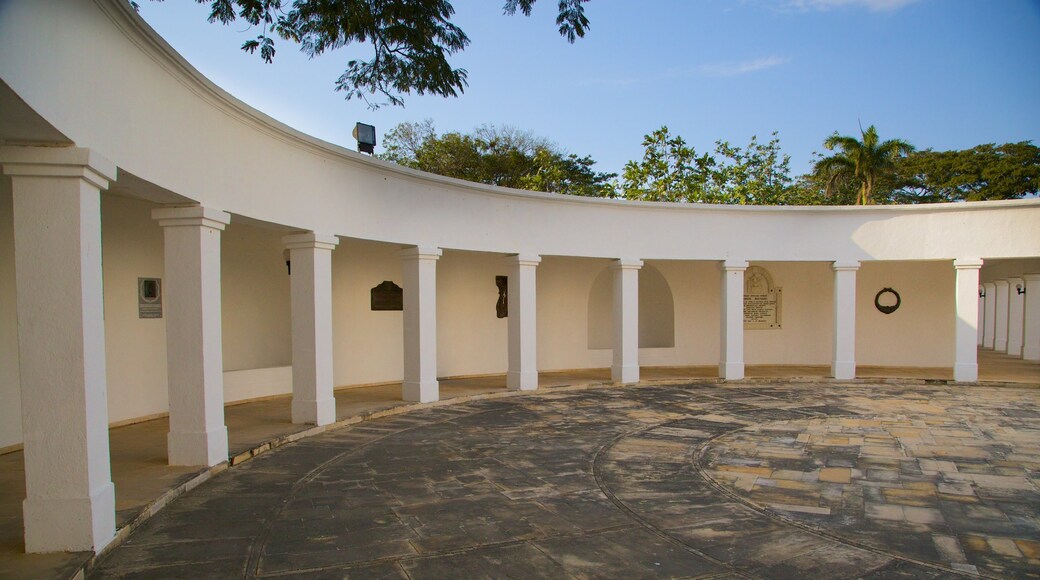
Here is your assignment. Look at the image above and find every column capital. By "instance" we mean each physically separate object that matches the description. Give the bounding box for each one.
[399,245,442,261]
[0,146,117,190]
[152,205,231,231]
[954,258,984,270]
[994,279,1010,288]
[720,259,749,272]
[832,260,860,272]
[283,232,339,251]
[610,258,643,271]
[1023,273,1040,282]
[505,253,541,267]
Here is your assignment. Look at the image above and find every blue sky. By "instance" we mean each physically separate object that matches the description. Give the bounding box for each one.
[135,0,1040,177]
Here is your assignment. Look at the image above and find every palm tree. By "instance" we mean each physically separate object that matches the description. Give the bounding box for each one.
[813,125,914,205]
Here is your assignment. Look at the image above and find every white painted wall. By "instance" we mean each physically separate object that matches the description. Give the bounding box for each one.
[221,221,291,372]
[437,250,509,377]
[537,257,612,371]
[745,262,834,366]
[1,0,1039,448]
[100,194,168,424]
[856,261,954,367]
[0,179,21,449]
[1,0,1039,265]
[331,238,405,386]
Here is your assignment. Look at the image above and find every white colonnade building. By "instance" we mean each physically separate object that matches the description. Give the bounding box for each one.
[1,0,1039,556]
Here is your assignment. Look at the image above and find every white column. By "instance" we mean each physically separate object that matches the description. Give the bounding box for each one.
[283,233,339,425]
[993,280,1010,352]
[611,259,642,384]
[1007,277,1025,358]
[1024,274,1040,362]
[153,206,231,467]
[954,259,984,382]
[977,286,985,346]
[831,261,859,380]
[720,260,748,380]
[982,282,996,349]
[506,254,540,390]
[400,246,441,402]
[1,146,117,552]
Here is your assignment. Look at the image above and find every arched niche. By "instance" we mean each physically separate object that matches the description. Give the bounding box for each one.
[587,264,675,349]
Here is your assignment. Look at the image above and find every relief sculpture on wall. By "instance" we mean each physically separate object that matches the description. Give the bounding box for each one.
[744,266,782,330]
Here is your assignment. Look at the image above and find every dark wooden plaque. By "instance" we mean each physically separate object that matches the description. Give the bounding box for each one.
[371,280,403,311]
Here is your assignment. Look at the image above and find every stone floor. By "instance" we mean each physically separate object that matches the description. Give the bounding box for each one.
[87,383,1040,578]
[2,352,1037,579]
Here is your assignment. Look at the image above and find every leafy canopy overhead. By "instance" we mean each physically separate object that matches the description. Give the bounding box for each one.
[165,0,590,107]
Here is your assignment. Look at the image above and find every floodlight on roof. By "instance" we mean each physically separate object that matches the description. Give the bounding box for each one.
[353,122,376,154]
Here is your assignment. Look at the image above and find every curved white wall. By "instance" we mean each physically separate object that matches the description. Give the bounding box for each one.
[0,0,1038,264]
[1,0,1039,449]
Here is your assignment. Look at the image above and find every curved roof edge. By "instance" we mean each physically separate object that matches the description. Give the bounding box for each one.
[94,0,1040,216]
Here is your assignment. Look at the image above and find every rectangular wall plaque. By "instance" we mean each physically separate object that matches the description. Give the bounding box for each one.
[743,266,782,330]
[138,277,162,319]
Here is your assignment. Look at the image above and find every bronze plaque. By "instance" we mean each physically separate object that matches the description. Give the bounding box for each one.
[371,281,403,311]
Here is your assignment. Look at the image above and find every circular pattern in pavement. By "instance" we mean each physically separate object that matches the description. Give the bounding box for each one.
[91,382,1040,579]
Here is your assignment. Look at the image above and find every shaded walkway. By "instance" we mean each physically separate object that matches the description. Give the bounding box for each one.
[1,354,1036,578]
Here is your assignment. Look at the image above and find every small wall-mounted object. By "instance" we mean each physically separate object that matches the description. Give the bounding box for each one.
[496,276,508,318]
[138,277,162,318]
[371,281,403,311]
[875,287,901,315]
[1016,283,1026,295]
[979,288,986,298]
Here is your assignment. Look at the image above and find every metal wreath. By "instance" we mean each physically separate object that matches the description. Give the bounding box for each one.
[874,288,901,314]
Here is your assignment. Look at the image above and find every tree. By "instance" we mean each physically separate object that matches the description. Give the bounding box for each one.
[812,125,914,205]
[889,142,1040,203]
[380,121,615,196]
[145,0,591,107]
[619,127,801,204]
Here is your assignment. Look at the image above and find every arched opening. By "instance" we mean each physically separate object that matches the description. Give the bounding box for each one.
[587,264,675,349]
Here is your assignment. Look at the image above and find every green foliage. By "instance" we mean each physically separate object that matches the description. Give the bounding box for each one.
[380,120,615,196]
[890,142,1040,203]
[619,127,804,204]
[812,125,914,205]
[170,0,590,107]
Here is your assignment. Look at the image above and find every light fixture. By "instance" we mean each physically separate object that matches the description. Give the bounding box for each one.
[353,122,376,154]
[979,288,986,298]
[1017,283,1026,295]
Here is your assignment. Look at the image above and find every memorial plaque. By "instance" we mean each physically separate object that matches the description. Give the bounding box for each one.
[743,266,782,330]
[138,277,162,319]
[496,276,508,318]
[371,281,403,311]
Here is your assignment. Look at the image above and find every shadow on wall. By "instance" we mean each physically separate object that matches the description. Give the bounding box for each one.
[587,264,675,349]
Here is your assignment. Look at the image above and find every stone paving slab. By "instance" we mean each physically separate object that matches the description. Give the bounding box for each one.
[82,380,1040,579]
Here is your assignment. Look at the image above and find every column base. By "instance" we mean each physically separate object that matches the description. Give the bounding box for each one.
[611,365,639,384]
[403,380,439,403]
[994,340,1008,353]
[1007,343,1023,358]
[506,370,538,391]
[292,397,336,426]
[168,427,229,467]
[953,363,978,383]
[719,361,745,381]
[23,481,115,553]
[831,360,856,380]
[1024,347,1040,362]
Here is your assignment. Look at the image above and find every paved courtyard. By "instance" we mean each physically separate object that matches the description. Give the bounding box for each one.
[90,381,1040,579]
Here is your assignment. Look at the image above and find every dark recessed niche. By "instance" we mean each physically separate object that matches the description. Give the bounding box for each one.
[371,281,403,311]
[496,276,508,318]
